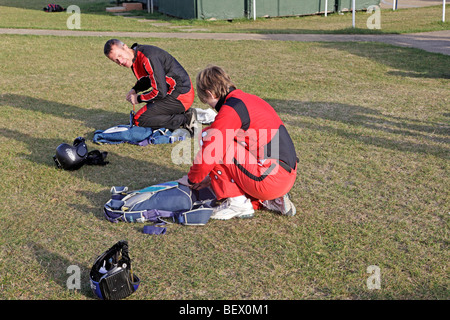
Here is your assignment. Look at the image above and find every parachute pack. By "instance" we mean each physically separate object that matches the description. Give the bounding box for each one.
[103,181,216,228]
[90,240,140,300]
[92,111,188,146]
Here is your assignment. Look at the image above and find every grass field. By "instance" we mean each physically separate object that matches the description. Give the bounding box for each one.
[0,0,448,34]
[0,2,449,301]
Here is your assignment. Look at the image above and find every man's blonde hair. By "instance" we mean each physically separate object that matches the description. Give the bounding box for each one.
[196,65,236,104]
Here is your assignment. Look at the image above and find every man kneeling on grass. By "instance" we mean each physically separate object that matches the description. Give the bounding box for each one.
[185,65,298,219]
[104,39,197,135]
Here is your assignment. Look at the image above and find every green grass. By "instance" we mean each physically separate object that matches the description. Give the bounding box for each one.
[0,32,448,300]
[0,0,448,34]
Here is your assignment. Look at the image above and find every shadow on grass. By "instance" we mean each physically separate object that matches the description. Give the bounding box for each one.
[0,126,186,217]
[320,42,450,79]
[270,100,449,159]
[0,94,187,220]
[0,93,187,299]
[0,93,128,131]
[29,242,94,298]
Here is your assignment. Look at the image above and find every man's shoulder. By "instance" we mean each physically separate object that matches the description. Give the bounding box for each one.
[134,43,165,55]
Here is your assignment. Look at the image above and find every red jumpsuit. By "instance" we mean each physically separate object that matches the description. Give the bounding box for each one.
[187,89,297,208]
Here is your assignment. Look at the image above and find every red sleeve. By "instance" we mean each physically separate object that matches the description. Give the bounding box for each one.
[187,106,242,183]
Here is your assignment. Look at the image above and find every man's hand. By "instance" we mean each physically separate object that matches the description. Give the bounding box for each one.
[191,175,211,190]
[126,89,138,105]
[177,175,211,190]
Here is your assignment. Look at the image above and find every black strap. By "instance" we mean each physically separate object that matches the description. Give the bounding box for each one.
[86,150,109,166]
[278,160,292,173]
[233,157,277,182]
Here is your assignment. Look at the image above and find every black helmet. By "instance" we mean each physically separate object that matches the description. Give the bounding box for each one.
[53,137,88,170]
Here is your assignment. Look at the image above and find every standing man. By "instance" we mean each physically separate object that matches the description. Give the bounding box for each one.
[104,39,197,134]
[186,65,298,220]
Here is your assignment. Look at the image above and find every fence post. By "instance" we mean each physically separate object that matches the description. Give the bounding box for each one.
[352,0,356,28]
[443,0,446,22]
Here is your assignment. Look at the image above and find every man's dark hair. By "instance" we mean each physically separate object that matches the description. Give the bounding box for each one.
[104,39,124,56]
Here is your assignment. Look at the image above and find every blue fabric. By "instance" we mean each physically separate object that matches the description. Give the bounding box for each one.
[131,186,192,212]
[149,129,173,145]
[137,181,178,193]
[90,279,104,299]
[143,225,166,235]
[93,125,173,146]
[176,208,213,225]
[104,182,216,226]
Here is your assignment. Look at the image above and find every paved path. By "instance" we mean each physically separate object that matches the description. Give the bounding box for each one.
[1,28,449,55]
[380,0,444,9]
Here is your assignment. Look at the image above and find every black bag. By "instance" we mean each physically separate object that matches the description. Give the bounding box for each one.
[43,4,65,12]
[90,240,140,300]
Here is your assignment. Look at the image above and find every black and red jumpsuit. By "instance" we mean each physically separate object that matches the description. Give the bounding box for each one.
[130,43,194,130]
[187,89,297,208]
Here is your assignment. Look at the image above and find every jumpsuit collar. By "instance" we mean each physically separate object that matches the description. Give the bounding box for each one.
[131,43,138,64]
[215,87,236,112]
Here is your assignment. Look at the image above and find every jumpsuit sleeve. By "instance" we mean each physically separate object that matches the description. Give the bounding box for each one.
[136,56,168,103]
[187,105,242,184]
[132,77,150,93]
